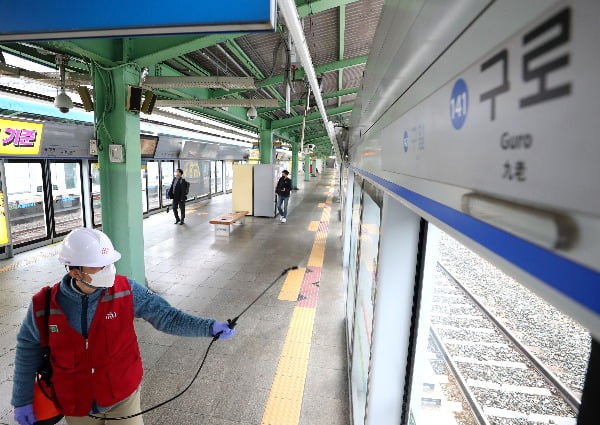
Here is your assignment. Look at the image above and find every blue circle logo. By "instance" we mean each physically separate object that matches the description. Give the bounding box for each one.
[450,79,468,130]
[403,131,409,152]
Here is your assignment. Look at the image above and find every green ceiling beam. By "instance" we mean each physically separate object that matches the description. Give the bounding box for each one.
[259,55,367,89]
[174,56,210,76]
[44,39,119,65]
[213,56,367,98]
[132,33,243,66]
[223,39,290,115]
[151,63,260,130]
[272,105,352,129]
[338,5,346,107]
[225,40,265,79]
[258,86,358,113]
[296,0,359,16]
[305,133,329,142]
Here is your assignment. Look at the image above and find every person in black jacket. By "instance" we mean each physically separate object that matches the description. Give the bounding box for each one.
[275,170,292,223]
[168,168,189,225]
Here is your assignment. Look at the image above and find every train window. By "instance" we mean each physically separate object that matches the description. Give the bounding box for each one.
[409,230,591,424]
[345,177,362,350]
[4,162,47,246]
[140,167,148,214]
[160,161,174,208]
[50,162,83,236]
[90,162,102,227]
[180,160,211,200]
[225,161,233,192]
[215,160,223,194]
[350,183,382,425]
[147,162,160,211]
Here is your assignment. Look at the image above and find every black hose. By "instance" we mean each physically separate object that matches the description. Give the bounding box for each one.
[92,266,298,421]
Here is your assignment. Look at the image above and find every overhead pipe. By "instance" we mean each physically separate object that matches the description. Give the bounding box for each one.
[279,0,337,149]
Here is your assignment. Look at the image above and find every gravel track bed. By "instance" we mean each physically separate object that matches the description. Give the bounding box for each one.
[431,316,491,329]
[438,233,591,395]
[472,388,575,416]
[436,328,505,344]
[445,344,526,363]
[458,363,547,388]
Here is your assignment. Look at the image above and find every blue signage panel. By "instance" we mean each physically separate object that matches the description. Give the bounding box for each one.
[0,0,277,41]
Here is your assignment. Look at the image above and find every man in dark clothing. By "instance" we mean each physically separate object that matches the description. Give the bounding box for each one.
[168,168,189,225]
[275,170,292,223]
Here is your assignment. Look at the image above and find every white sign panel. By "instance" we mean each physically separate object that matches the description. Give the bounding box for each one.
[382,1,600,216]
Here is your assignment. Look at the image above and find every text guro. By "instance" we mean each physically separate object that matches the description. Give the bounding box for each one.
[500,132,532,150]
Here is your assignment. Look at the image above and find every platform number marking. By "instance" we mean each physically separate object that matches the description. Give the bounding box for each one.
[450,79,468,129]
[403,131,409,152]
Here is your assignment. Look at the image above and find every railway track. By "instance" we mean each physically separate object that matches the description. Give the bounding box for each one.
[426,262,580,425]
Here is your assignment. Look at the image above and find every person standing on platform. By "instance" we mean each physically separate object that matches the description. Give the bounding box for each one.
[275,170,292,223]
[168,168,189,225]
[11,227,235,425]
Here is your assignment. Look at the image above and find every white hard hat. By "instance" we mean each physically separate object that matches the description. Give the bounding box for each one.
[58,228,121,267]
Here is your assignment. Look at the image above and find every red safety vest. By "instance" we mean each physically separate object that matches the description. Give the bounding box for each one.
[32,275,143,416]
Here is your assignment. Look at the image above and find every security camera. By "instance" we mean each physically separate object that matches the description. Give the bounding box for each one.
[247,105,257,121]
[307,143,316,150]
[54,89,73,113]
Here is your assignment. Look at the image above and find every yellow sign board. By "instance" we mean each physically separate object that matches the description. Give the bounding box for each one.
[0,192,9,246]
[0,119,44,155]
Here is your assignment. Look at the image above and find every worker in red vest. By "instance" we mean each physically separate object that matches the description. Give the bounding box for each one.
[12,227,234,425]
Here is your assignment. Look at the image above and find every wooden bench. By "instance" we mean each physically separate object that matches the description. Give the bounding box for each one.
[209,211,249,236]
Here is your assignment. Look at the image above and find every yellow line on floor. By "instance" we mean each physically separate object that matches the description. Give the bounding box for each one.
[307,221,319,232]
[261,307,316,425]
[278,268,306,301]
[261,185,334,425]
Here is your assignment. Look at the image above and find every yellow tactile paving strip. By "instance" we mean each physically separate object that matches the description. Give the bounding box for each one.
[261,181,334,425]
[278,268,306,301]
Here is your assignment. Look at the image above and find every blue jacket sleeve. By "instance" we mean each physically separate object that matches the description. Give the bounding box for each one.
[11,304,43,407]
[129,279,215,337]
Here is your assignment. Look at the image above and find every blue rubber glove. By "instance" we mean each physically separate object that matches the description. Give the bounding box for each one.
[212,321,235,339]
[14,404,36,425]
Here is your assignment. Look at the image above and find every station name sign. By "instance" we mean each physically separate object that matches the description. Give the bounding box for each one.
[0,119,44,156]
[0,0,277,41]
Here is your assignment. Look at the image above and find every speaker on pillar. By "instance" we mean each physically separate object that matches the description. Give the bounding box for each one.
[127,86,143,112]
[77,86,94,112]
[141,90,157,115]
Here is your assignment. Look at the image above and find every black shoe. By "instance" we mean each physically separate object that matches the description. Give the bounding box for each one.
[179,221,184,225]
[174,219,180,224]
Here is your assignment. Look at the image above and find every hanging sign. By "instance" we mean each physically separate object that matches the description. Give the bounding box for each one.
[0,0,277,41]
[0,119,44,156]
[381,2,600,216]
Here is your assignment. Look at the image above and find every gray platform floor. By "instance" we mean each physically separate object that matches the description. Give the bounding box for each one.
[0,170,348,425]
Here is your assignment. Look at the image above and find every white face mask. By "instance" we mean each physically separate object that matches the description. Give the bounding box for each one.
[87,263,116,288]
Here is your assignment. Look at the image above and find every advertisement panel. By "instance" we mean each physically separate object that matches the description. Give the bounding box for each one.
[0,119,44,156]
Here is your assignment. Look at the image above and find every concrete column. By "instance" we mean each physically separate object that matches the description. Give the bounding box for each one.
[291,141,299,189]
[92,63,145,284]
[259,124,273,164]
[304,154,311,181]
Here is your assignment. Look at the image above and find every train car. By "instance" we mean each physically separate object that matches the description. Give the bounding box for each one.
[339,1,599,424]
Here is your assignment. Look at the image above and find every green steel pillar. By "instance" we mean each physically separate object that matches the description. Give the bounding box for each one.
[259,123,273,164]
[291,141,299,190]
[92,63,145,284]
[304,154,311,181]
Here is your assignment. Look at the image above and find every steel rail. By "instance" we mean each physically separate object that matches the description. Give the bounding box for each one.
[429,326,491,425]
[437,262,582,413]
